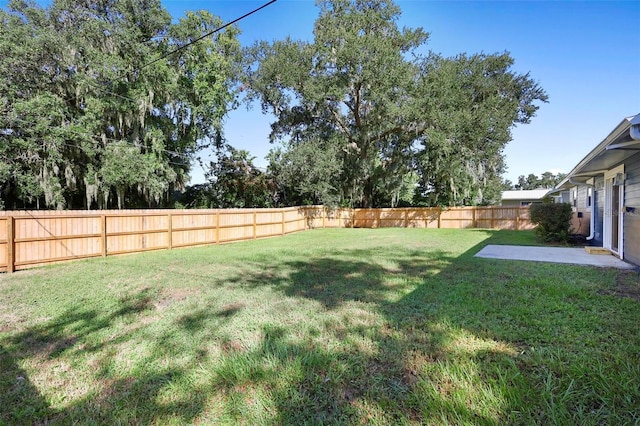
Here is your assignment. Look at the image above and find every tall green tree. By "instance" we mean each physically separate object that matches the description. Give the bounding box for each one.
[246,0,428,207]
[0,0,241,209]
[414,52,548,206]
[246,0,547,207]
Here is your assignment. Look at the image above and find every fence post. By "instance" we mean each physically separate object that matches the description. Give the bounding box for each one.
[516,208,520,231]
[282,209,286,235]
[253,210,257,238]
[322,207,326,228]
[437,208,442,229]
[215,211,220,244]
[101,215,107,257]
[7,215,14,273]
[472,208,477,229]
[168,213,173,249]
[491,207,495,229]
[303,207,308,231]
[404,208,409,228]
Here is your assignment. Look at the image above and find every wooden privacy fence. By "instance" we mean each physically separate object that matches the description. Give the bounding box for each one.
[304,206,534,230]
[0,206,532,273]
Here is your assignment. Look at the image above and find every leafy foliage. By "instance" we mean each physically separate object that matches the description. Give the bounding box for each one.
[180,146,275,208]
[248,0,547,208]
[246,0,427,208]
[267,138,344,206]
[0,0,241,209]
[414,52,548,206]
[530,202,574,242]
[2,0,548,210]
[513,172,567,190]
[207,146,275,208]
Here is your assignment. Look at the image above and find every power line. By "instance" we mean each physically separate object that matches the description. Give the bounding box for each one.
[138,0,277,73]
[67,1,278,108]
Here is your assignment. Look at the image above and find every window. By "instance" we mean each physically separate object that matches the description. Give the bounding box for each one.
[586,187,592,209]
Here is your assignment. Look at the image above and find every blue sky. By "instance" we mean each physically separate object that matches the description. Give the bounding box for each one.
[4,0,639,185]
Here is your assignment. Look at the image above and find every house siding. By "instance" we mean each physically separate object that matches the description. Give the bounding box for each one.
[571,185,594,237]
[623,152,640,265]
[577,186,589,209]
[572,186,591,236]
[561,115,640,267]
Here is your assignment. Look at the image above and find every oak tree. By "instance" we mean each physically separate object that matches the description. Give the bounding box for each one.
[247,0,548,207]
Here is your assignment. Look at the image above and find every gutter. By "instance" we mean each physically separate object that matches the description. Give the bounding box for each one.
[545,187,563,196]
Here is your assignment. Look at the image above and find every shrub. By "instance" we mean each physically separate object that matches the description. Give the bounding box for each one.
[529,203,573,243]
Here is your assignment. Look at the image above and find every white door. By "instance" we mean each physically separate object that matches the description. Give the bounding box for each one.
[603,165,624,257]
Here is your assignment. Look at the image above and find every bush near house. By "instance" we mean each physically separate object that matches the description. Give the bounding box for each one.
[530,202,573,243]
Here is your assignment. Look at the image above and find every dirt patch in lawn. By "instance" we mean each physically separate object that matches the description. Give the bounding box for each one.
[0,311,22,333]
[154,287,201,310]
[599,271,640,301]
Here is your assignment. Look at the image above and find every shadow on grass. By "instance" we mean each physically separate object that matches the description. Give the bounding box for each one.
[200,237,515,424]
[0,289,159,423]
[0,343,50,424]
[1,229,638,424]
[208,230,639,424]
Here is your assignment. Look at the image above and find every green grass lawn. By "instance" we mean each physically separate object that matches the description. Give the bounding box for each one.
[1,228,639,425]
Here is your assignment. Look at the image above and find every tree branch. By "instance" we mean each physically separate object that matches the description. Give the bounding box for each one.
[353,81,362,129]
[330,107,351,138]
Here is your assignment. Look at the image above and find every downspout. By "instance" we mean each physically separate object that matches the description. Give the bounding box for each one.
[569,177,595,240]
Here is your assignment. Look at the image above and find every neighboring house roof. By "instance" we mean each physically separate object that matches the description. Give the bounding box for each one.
[557,113,640,189]
[501,189,550,201]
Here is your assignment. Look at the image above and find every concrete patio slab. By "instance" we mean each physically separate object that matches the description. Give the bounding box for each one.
[475,245,636,269]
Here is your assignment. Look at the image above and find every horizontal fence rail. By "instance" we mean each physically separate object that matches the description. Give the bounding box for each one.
[0,206,533,273]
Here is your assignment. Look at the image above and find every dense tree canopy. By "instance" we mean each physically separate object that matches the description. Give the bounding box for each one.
[247,0,548,207]
[413,52,548,206]
[0,0,241,209]
[246,0,428,207]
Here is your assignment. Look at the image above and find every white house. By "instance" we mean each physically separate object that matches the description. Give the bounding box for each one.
[500,189,551,207]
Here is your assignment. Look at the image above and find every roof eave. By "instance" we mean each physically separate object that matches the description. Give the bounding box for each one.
[557,114,638,189]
